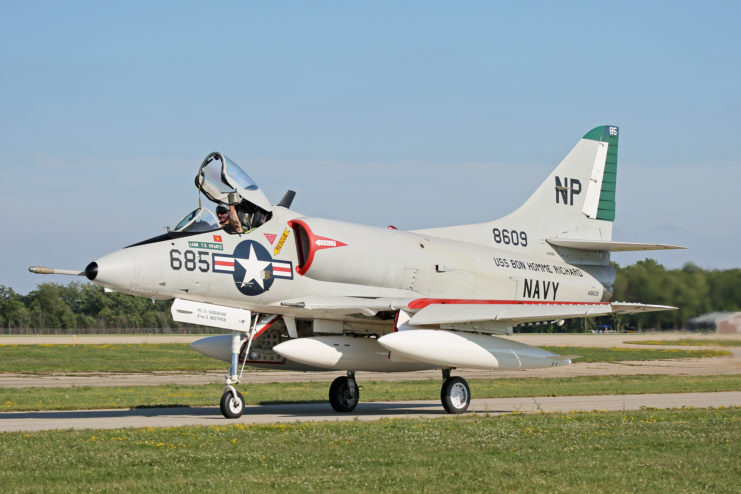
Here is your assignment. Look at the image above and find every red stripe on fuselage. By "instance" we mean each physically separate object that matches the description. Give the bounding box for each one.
[407,298,610,310]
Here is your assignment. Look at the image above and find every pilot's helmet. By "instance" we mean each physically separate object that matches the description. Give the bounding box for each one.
[216,204,229,215]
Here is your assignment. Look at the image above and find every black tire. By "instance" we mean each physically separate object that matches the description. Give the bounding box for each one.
[329,376,359,412]
[220,390,245,419]
[441,376,470,414]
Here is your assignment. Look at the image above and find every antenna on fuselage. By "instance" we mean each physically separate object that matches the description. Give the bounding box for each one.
[277,190,296,208]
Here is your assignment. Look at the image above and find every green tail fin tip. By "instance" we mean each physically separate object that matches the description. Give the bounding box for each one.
[583,125,618,221]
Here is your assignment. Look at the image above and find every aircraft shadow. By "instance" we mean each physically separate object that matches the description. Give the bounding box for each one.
[1,401,448,421]
[252,401,446,418]
[0,407,220,420]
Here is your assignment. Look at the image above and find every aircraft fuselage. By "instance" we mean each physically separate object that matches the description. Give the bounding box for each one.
[87,206,613,327]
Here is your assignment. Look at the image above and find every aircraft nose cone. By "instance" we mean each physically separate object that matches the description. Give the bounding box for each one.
[85,262,98,280]
[89,249,137,290]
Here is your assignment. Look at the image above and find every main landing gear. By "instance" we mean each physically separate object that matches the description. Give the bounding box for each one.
[440,368,470,414]
[329,371,359,412]
[326,369,469,414]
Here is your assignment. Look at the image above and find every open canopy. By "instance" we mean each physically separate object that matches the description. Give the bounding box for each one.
[195,152,272,211]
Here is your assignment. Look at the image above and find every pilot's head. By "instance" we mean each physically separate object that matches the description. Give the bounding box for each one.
[216,204,229,221]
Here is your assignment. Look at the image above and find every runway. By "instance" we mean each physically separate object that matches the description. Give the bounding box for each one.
[2,353,741,389]
[2,333,740,432]
[3,391,740,432]
[2,332,740,389]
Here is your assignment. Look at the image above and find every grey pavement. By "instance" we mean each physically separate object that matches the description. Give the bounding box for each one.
[2,392,740,432]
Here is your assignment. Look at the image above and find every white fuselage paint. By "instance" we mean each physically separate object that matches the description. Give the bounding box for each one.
[91,208,611,312]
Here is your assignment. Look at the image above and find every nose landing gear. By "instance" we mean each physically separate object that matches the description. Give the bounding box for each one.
[220,386,246,418]
[219,314,273,419]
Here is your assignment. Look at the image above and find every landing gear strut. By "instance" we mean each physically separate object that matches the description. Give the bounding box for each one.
[440,368,470,414]
[220,314,264,419]
[329,371,359,412]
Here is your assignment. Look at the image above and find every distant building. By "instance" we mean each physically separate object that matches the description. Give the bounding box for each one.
[717,313,741,334]
[688,312,741,333]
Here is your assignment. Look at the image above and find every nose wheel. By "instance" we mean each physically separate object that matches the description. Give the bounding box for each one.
[220,387,245,418]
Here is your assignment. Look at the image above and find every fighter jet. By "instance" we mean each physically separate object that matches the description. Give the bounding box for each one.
[31,125,682,418]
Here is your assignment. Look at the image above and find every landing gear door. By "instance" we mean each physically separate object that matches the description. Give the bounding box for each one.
[195,152,272,211]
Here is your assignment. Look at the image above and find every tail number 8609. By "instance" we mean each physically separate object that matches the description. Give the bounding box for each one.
[492,228,528,247]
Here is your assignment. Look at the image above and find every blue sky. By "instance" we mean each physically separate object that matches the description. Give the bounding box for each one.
[2,1,739,294]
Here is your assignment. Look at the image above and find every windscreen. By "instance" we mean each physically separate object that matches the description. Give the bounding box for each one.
[173,208,219,232]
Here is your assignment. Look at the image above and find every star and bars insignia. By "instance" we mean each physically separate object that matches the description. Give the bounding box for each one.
[212,240,293,296]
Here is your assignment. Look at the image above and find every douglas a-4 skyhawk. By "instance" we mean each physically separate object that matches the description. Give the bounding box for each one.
[31,125,682,418]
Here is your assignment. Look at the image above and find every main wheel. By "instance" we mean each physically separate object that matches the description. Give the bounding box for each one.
[220,390,245,419]
[329,376,359,412]
[441,376,470,414]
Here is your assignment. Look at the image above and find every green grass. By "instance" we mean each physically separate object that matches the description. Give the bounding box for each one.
[541,346,728,361]
[2,408,739,493]
[626,339,741,347]
[0,344,729,374]
[2,374,740,412]
[0,344,225,373]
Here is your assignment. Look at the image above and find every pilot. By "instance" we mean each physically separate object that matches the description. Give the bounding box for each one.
[238,202,270,229]
[216,203,243,234]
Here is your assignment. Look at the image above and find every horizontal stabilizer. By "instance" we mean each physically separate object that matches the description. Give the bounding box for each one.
[546,239,685,252]
[611,302,677,314]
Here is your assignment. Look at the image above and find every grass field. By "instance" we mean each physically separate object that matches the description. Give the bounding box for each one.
[2,375,740,412]
[2,408,739,493]
[0,344,225,373]
[626,339,741,347]
[0,344,729,374]
[541,346,727,361]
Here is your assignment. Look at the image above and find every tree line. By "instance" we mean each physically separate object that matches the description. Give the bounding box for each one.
[1,260,739,333]
[610,260,739,331]
[0,283,209,334]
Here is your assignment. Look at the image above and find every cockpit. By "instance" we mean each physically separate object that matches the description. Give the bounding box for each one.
[173,152,275,234]
[127,152,294,248]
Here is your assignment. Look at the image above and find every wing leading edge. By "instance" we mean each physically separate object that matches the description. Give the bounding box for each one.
[271,296,676,334]
[401,301,675,334]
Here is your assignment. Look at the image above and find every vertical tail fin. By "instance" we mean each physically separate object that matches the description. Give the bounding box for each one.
[415,125,620,248]
[506,125,619,237]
